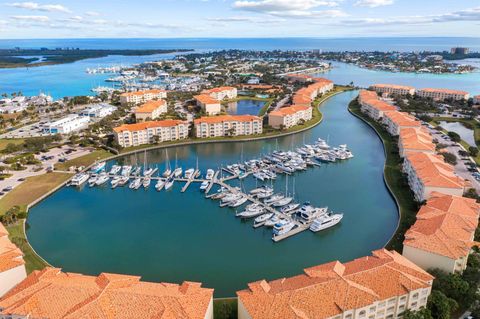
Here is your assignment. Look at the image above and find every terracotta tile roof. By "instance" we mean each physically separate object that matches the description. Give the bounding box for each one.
[237,249,433,319]
[418,88,469,95]
[135,100,166,114]
[194,94,220,105]
[120,89,166,97]
[291,78,333,107]
[399,128,436,152]
[269,105,310,117]
[404,192,480,259]
[385,111,421,128]
[113,120,187,133]
[194,115,261,125]
[202,86,236,94]
[0,268,213,319]
[405,152,465,189]
[370,84,415,91]
[0,223,25,273]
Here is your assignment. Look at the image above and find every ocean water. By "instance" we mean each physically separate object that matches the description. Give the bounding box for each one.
[0,37,480,99]
[26,91,399,297]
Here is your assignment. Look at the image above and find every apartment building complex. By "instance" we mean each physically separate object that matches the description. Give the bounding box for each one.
[120,89,167,105]
[292,78,334,106]
[134,99,168,122]
[268,105,312,129]
[194,94,222,115]
[382,111,421,136]
[369,84,415,96]
[358,90,396,121]
[201,86,238,100]
[398,127,436,157]
[194,115,262,138]
[403,192,480,274]
[0,224,26,297]
[0,267,214,319]
[416,88,470,101]
[113,120,189,147]
[237,249,433,319]
[403,152,465,202]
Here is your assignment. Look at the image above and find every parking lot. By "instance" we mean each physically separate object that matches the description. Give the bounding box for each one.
[0,121,48,139]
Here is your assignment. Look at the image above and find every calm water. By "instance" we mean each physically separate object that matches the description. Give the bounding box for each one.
[439,121,476,146]
[1,37,480,98]
[26,91,398,297]
[225,99,265,115]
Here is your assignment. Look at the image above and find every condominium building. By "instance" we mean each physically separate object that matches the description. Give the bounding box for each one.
[369,84,416,96]
[358,90,396,121]
[416,88,470,101]
[0,267,214,319]
[292,78,334,106]
[398,127,436,157]
[403,152,465,202]
[120,89,168,106]
[284,74,315,83]
[382,111,421,136]
[194,94,222,116]
[80,103,117,118]
[42,115,90,135]
[237,249,433,319]
[113,120,189,147]
[201,86,238,100]
[194,115,263,138]
[473,95,480,105]
[0,223,26,297]
[268,105,313,129]
[403,192,480,273]
[134,100,167,122]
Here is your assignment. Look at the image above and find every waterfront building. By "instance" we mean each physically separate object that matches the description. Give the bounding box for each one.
[473,95,480,105]
[403,152,465,202]
[0,267,214,319]
[194,94,222,116]
[120,89,167,106]
[416,88,470,101]
[42,115,90,135]
[237,249,433,319]
[403,192,480,274]
[358,90,396,121]
[134,100,167,122]
[369,84,415,96]
[80,103,117,118]
[292,78,334,106]
[382,111,421,136]
[0,104,27,114]
[194,115,262,138]
[284,74,315,83]
[0,223,26,297]
[113,120,189,147]
[268,105,312,129]
[398,127,436,157]
[201,86,238,100]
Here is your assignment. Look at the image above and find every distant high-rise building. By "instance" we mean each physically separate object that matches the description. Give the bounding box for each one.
[451,47,470,55]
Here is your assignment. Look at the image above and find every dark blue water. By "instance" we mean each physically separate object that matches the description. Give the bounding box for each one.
[26,91,398,296]
[225,99,266,115]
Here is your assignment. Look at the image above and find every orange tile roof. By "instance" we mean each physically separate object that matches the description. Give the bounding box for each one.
[404,192,480,259]
[291,79,333,107]
[135,100,166,114]
[194,94,220,105]
[0,223,25,273]
[418,88,469,95]
[113,120,187,133]
[399,128,435,152]
[370,84,415,90]
[405,152,465,189]
[194,114,261,125]
[237,249,433,319]
[385,111,421,128]
[269,105,311,117]
[0,267,213,319]
[120,89,166,97]
[202,86,236,94]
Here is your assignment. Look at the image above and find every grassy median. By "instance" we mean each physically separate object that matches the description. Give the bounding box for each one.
[348,100,419,252]
[0,138,25,152]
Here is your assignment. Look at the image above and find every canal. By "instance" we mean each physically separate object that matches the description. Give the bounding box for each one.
[26,90,398,297]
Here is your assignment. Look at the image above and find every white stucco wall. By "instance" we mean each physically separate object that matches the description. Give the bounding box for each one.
[0,265,27,297]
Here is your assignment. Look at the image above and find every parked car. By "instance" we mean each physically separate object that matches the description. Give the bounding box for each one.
[3,186,13,192]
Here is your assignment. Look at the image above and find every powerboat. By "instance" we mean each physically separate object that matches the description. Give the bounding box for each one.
[70,173,89,186]
[253,213,274,227]
[310,213,344,232]
[88,175,98,187]
[264,214,283,227]
[200,181,209,191]
[155,179,165,191]
[90,162,106,173]
[95,173,109,186]
[117,176,130,187]
[129,177,142,190]
[272,219,296,236]
[299,206,328,224]
[110,175,122,188]
[121,165,132,176]
[109,165,121,175]
[143,177,151,188]
[205,169,215,180]
[280,203,300,214]
[184,168,195,179]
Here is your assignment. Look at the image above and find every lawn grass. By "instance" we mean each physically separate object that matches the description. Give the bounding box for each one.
[0,138,25,152]
[54,149,113,171]
[0,172,72,215]
[349,100,419,252]
[213,298,238,319]
[6,220,49,273]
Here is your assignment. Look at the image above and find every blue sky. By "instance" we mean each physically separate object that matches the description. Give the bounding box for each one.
[0,0,479,38]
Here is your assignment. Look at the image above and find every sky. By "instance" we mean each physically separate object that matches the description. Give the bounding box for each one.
[0,0,479,38]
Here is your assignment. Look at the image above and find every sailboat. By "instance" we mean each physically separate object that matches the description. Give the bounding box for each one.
[173,152,182,177]
[163,149,171,177]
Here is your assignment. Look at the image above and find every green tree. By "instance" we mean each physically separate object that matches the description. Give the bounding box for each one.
[447,131,461,142]
[427,290,458,319]
[402,308,433,319]
[440,152,457,165]
[469,146,479,157]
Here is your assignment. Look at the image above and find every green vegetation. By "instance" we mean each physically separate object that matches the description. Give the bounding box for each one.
[6,221,49,273]
[440,152,457,165]
[54,149,113,171]
[213,298,238,319]
[0,172,72,215]
[348,99,419,252]
[0,138,25,152]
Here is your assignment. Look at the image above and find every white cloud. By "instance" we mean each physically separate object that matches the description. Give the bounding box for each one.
[10,15,50,22]
[7,2,71,13]
[354,0,394,8]
[233,0,345,18]
[85,11,100,16]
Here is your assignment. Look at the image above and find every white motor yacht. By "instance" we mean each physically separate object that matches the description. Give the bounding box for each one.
[71,173,89,186]
[264,215,282,227]
[88,175,98,187]
[109,165,121,175]
[205,169,215,180]
[117,176,129,187]
[155,179,165,191]
[200,181,209,191]
[184,168,195,179]
[273,219,296,236]
[143,177,151,188]
[310,213,344,232]
[253,213,274,227]
[280,203,300,214]
[299,206,328,223]
[95,173,109,186]
[121,165,132,176]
